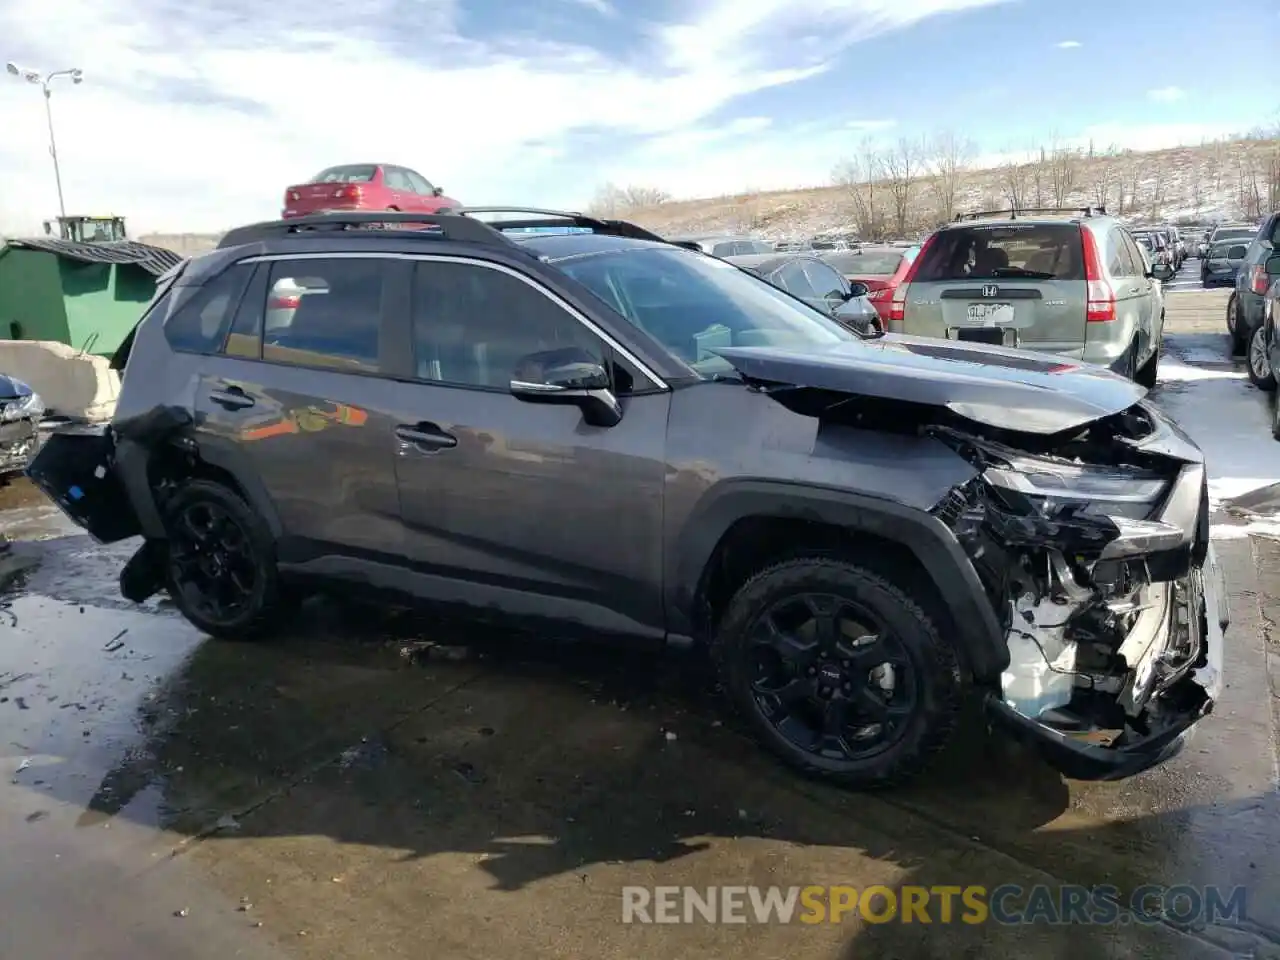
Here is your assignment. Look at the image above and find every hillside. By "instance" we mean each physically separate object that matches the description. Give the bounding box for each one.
[131,134,1280,256]
[623,134,1280,240]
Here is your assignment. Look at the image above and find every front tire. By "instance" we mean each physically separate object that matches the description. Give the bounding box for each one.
[1248,322,1276,391]
[161,480,284,640]
[712,556,962,788]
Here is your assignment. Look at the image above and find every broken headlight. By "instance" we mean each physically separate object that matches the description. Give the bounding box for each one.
[984,453,1168,521]
[0,391,43,423]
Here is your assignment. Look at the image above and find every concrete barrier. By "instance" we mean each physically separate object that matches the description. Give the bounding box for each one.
[0,340,119,421]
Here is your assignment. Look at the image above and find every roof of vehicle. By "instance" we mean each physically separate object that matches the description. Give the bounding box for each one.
[215,209,670,256]
[511,232,666,261]
[720,253,812,272]
[949,206,1110,226]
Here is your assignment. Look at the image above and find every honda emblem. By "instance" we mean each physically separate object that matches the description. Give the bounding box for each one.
[981,284,999,298]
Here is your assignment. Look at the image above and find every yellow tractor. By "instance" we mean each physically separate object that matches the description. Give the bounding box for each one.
[42,215,128,244]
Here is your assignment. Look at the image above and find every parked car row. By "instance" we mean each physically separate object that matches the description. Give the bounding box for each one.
[1221,212,1280,394]
[703,207,1173,387]
[25,206,1228,791]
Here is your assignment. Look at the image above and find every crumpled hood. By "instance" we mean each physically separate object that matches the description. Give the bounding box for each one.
[715,334,1146,434]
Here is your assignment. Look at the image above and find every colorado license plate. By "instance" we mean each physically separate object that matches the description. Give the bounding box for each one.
[966,303,1014,326]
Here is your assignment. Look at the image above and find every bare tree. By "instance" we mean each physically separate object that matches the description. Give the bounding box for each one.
[999,158,1030,209]
[832,138,887,240]
[925,129,974,225]
[1028,144,1048,207]
[1117,152,1142,216]
[1235,153,1263,219]
[1047,139,1078,207]
[1209,139,1229,194]
[587,182,671,216]
[881,136,922,236]
[1187,157,1204,216]
[1090,146,1116,210]
[1145,161,1166,218]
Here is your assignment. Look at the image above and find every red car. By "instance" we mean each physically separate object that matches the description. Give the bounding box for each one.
[281,163,461,219]
[820,245,921,322]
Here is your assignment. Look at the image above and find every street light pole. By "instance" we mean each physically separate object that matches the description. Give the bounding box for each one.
[42,82,66,219]
[5,62,84,222]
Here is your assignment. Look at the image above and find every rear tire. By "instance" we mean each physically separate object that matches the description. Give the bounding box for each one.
[161,480,284,640]
[711,556,962,789]
[1228,294,1246,355]
[1247,322,1276,391]
[1135,333,1160,389]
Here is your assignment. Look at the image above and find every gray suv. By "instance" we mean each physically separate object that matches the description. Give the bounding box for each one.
[27,210,1226,789]
[892,208,1174,386]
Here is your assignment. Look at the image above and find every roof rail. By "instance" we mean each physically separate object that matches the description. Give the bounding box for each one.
[459,207,669,243]
[955,206,1107,222]
[216,211,510,250]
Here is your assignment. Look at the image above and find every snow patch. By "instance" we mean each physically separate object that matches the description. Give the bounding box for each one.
[1151,333,1280,507]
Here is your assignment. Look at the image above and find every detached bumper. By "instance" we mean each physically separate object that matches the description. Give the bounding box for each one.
[0,418,40,480]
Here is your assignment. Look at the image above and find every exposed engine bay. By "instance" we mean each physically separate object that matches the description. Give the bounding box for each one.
[741,368,1227,773]
[923,406,1225,759]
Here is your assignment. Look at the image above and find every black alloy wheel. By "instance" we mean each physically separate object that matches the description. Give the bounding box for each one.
[162,480,284,639]
[713,557,961,788]
[746,592,918,763]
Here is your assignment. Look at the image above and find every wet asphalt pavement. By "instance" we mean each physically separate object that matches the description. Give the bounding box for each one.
[2,282,1279,959]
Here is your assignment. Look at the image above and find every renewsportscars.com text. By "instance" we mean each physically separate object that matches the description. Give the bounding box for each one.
[620,884,1247,926]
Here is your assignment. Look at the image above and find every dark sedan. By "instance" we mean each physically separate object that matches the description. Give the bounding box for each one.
[1202,239,1249,288]
[722,252,881,334]
[0,374,43,482]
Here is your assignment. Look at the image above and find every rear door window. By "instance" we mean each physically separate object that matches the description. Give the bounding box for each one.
[802,260,847,301]
[251,258,388,372]
[1107,229,1137,278]
[776,262,817,298]
[911,224,1085,282]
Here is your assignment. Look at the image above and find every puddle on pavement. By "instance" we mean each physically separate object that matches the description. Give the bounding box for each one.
[3,478,1279,957]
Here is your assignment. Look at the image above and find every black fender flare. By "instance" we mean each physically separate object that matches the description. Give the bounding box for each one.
[669,479,1009,682]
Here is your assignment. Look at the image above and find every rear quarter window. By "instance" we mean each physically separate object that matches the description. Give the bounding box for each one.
[912,223,1085,282]
[163,263,255,355]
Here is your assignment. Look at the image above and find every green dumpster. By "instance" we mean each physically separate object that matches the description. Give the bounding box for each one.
[0,235,184,357]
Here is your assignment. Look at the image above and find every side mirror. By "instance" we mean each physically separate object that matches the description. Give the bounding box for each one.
[846,281,870,299]
[833,299,883,337]
[433,186,444,197]
[1266,254,1280,276]
[510,350,622,428]
[1150,263,1175,282]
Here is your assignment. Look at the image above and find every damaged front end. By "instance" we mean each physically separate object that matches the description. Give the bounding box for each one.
[930,403,1228,780]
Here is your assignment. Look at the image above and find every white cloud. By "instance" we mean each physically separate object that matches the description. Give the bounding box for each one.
[1054,40,1081,48]
[1147,85,1186,103]
[846,119,898,131]
[565,0,616,13]
[0,0,1014,233]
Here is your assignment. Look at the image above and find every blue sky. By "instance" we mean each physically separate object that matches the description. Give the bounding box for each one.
[0,0,1276,232]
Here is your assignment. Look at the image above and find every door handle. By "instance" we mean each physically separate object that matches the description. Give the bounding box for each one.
[1130,287,1144,294]
[396,422,457,451]
[209,387,255,410]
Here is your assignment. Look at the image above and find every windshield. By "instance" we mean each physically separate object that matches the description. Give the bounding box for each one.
[557,247,856,377]
[823,250,906,275]
[1210,242,1244,259]
[310,164,377,184]
[912,223,1084,282]
[1212,227,1256,242]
